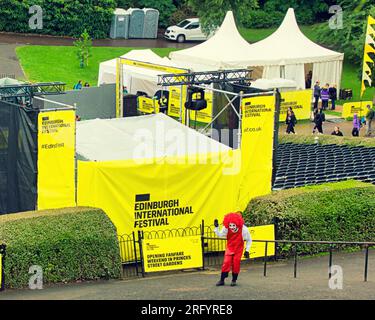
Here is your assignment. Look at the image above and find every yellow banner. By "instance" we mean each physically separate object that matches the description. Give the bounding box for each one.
[361,15,375,97]
[244,224,275,259]
[138,96,159,114]
[121,59,188,75]
[78,150,241,237]
[142,236,203,272]
[279,90,312,121]
[342,101,372,118]
[238,95,275,210]
[168,86,186,120]
[37,110,76,210]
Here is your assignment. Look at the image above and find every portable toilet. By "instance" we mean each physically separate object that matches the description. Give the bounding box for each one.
[143,8,159,39]
[128,8,145,38]
[109,8,130,39]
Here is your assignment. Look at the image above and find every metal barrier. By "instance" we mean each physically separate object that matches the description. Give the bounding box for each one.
[203,238,375,282]
[118,222,374,282]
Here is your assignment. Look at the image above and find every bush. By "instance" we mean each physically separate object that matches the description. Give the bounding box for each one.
[0,0,116,39]
[244,180,375,257]
[0,207,121,288]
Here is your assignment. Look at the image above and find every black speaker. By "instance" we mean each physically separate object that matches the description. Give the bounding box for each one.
[123,94,138,117]
[184,87,207,111]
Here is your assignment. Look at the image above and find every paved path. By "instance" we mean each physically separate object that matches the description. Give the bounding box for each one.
[0,32,195,49]
[0,43,25,79]
[1,250,374,300]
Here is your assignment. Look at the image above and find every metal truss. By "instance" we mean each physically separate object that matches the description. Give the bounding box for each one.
[157,69,252,87]
[0,82,66,99]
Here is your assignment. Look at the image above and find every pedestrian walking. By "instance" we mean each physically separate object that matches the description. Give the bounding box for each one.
[320,84,330,110]
[73,80,82,90]
[329,84,337,110]
[352,113,361,137]
[365,104,375,137]
[313,81,321,110]
[286,108,297,134]
[313,107,325,134]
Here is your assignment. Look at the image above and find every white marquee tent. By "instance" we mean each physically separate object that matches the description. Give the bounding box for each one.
[97,49,182,95]
[76,113,230,161]
[170,9,344,90]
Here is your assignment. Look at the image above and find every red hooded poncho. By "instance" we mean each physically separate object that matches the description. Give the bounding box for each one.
[222,212,245,255]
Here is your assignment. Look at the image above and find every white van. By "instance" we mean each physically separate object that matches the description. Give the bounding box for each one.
[164,18,209,43]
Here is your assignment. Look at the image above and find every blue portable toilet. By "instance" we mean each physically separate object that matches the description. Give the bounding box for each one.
[143,8,159,39]
[128,8,145,39]
[109,8,130,39]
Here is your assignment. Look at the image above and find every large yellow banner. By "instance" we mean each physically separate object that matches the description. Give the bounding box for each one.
[142,236,203,272]
[238,95,275,210]
[138,96,159,114]
[342,101,372,118]
[279,90,312,121]
[37,110,76,210]
[78,150,241,237]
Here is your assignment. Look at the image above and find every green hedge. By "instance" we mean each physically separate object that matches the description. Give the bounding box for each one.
[278,134,375,148]
[0,207,121,288]
[0,0,116,39]
[244,181,375,257]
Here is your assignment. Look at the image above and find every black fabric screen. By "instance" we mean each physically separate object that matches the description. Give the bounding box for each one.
[0,100,38,214]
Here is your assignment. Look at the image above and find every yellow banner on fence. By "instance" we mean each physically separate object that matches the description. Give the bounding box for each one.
[142,235,203,272]
[37,110,76,210]
[244,224,275,259]
[238,95,275,210]
[138,96,159,114]
[279,90,312,121]
[342,101,372,118]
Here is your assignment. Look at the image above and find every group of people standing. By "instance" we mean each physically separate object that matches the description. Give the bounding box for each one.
[313,81,337,110]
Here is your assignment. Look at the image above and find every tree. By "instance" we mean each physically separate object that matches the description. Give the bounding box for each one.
[187,0,258,33]
[73,29,92,68]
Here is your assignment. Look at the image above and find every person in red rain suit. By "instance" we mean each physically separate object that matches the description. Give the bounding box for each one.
[214,212,252,286]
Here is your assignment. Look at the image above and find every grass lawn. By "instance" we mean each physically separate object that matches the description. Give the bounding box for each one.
[16,46,177,89]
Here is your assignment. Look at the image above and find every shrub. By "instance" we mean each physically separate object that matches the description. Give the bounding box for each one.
[0,207,121,288]
[241,10,284,29]
[0,0,116,39]
[244,181,375,257]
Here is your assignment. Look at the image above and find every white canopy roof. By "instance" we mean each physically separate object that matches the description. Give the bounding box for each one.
[98,49,180,85]
[170,9,343,69]
[169,11,254,70]
[76,113,230,161]
[251,78,297,90]
[243,8,344,66]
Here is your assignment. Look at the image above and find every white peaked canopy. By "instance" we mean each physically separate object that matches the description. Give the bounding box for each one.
[249,8,344,90]
[97,49,177,86]
[76,113,230,161]
[169,11,254,70]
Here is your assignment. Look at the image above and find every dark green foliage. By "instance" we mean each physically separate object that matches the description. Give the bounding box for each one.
[243,181,375,257]
[0,207,121,288]
[0,0,116,39]
[241,10,284,29]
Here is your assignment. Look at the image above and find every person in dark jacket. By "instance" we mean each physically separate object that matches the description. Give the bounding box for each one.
[331,126,343,136]
[320,84,330,110]
[313,107,325,134]
[313,81,321,110]
[329,84,337,110]
[285,108,297,134]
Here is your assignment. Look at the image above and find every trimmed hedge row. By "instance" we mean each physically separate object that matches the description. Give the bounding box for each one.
[243,180,375,257]
[0,207,121,288]
[0,0,116,39]
[278,134,375,148]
